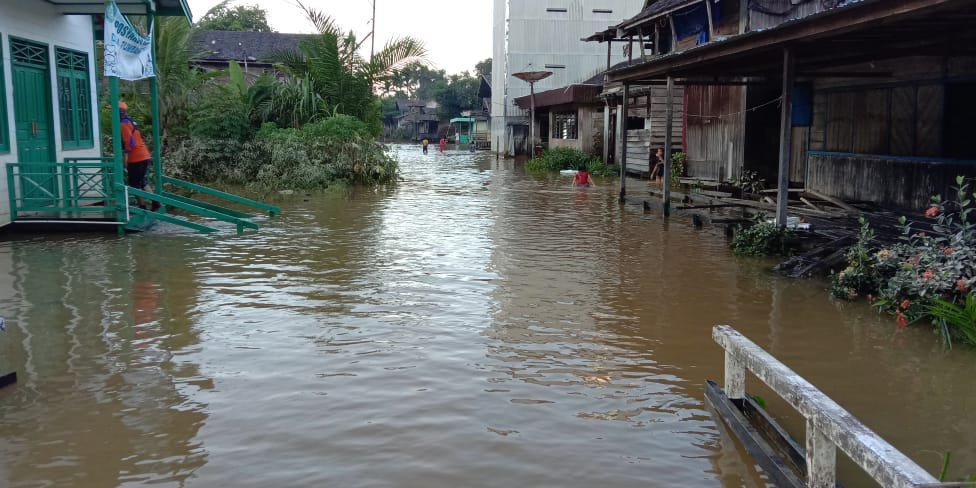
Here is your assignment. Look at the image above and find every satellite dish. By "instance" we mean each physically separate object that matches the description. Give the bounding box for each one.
[512,71,553,82]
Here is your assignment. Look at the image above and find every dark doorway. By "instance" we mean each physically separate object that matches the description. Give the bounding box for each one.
[744,84,781,182]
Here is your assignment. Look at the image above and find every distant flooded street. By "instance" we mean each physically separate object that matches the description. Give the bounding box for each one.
[0,144,973,487]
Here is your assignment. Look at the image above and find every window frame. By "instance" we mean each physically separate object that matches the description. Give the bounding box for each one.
[54,46,93,150]
[552,110,578,140]
[0,33,9,153]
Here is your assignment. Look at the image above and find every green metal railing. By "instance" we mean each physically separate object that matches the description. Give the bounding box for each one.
[7,159,280,234]
[162,176,280,217]
[6,161,117,221]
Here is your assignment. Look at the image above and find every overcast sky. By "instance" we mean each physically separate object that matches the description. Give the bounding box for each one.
[187,0,493,75]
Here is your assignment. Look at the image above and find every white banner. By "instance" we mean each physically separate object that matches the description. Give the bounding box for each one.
[103,1,155,80]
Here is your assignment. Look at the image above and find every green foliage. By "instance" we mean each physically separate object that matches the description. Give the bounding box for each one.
[831,218,882,300]
[732,218,793,257]
[670,151,685,188]
[435,73,481,120]
[474,58,492,79]
[189,82,252,142]
[926,295,976,348]
[196,1,272,32]
[272,2,427,132]
[527,148,614,176]
[828,177,976,348]
[728,170,767,194]
[166,118,398,191]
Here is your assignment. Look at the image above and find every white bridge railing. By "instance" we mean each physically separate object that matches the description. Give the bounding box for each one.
[714,325,943,488]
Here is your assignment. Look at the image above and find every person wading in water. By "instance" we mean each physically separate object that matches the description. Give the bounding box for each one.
[117,101,160,211]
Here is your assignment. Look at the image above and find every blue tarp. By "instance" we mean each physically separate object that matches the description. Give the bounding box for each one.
[672,0,721,45]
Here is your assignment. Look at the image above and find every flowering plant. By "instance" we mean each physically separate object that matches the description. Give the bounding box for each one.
[834,176,976,347]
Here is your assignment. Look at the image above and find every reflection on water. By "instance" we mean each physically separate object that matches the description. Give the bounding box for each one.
[0,145,973,487]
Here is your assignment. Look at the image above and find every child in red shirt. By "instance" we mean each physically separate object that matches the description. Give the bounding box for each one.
[573,165,593,187]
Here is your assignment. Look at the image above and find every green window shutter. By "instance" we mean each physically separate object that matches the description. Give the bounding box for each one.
[0,33,8,153]
[55,47,92,149]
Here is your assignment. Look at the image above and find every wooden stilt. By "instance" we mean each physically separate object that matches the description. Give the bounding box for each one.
[776,47,795,227]
[663,76,674,216]
[620,83,630,201]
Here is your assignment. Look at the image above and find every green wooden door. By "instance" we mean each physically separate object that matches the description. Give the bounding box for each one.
[10,39,56,205]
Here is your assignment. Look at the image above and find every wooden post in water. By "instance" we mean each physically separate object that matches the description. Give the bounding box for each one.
[776,47,795,227]
[619,83,630,201]
[662,76,673,216]
[604,40,612,165]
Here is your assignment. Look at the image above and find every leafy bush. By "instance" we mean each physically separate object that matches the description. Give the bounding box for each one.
[831,218,883,300]
[670,151,685,188]
[527,147,616,176]
[830,177,976,348]
[731,218,793,257]
[165,117,398,190]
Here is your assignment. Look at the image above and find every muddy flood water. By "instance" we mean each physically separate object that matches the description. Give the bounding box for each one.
[0,145,974,487]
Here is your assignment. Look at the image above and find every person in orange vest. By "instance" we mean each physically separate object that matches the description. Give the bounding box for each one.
[118,101,160,211]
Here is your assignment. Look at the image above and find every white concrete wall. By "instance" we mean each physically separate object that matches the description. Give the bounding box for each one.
[491,0,644,154]
[0,0,101,228]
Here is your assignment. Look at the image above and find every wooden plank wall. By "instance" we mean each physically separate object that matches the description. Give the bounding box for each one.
[807,154,976,210]
[684,85,746,181]
[623,86,684,174]
[811,83,946,157]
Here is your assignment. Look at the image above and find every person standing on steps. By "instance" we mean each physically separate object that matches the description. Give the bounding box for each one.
[118,101,160,211]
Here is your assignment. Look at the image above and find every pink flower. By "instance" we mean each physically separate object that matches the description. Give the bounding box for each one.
[895,313,908,329]
[922,270,935,282]
[867,294,875,303]
[944,247,953,255]
[908,257,920,265]
[925,206,939,217]
[899,299,911,310]
[957,279,969,292]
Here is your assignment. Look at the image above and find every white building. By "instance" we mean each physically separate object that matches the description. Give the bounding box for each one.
[490,0,644,156]
[0,0,192,231]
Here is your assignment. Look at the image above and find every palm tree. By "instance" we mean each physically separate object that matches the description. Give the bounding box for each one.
[271,1,428,129]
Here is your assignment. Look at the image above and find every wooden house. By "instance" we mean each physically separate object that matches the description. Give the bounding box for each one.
[598,0,976,218]
[190,30,309,81]
[512,70,607,156]
[1,0,276,234]
[391,99,439,142]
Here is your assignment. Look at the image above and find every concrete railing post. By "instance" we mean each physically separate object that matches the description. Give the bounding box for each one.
[724,350,745,398]
[806,419,837,488]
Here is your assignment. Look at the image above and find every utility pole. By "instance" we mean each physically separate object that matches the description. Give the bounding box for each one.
[370,0,377,61]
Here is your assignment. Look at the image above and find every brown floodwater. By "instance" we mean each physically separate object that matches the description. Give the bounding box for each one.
[0,145,973,487]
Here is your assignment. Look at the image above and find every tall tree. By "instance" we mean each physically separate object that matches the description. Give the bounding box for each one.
[196,2,273,32]
[474,58,492,79]
[271,1,427,132]
[434,73,481,119]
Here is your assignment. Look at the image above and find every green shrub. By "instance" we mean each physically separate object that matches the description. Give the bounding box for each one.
[165,117,398,190]
[670,151,685,188]
[828,176,976,348]
[527,147,615,176]
[731,219,793,257]
[831,218,882,300]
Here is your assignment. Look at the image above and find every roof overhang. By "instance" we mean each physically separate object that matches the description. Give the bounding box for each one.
[44,0,193,21]
[514,84,604,110]
[607,0,976,84]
